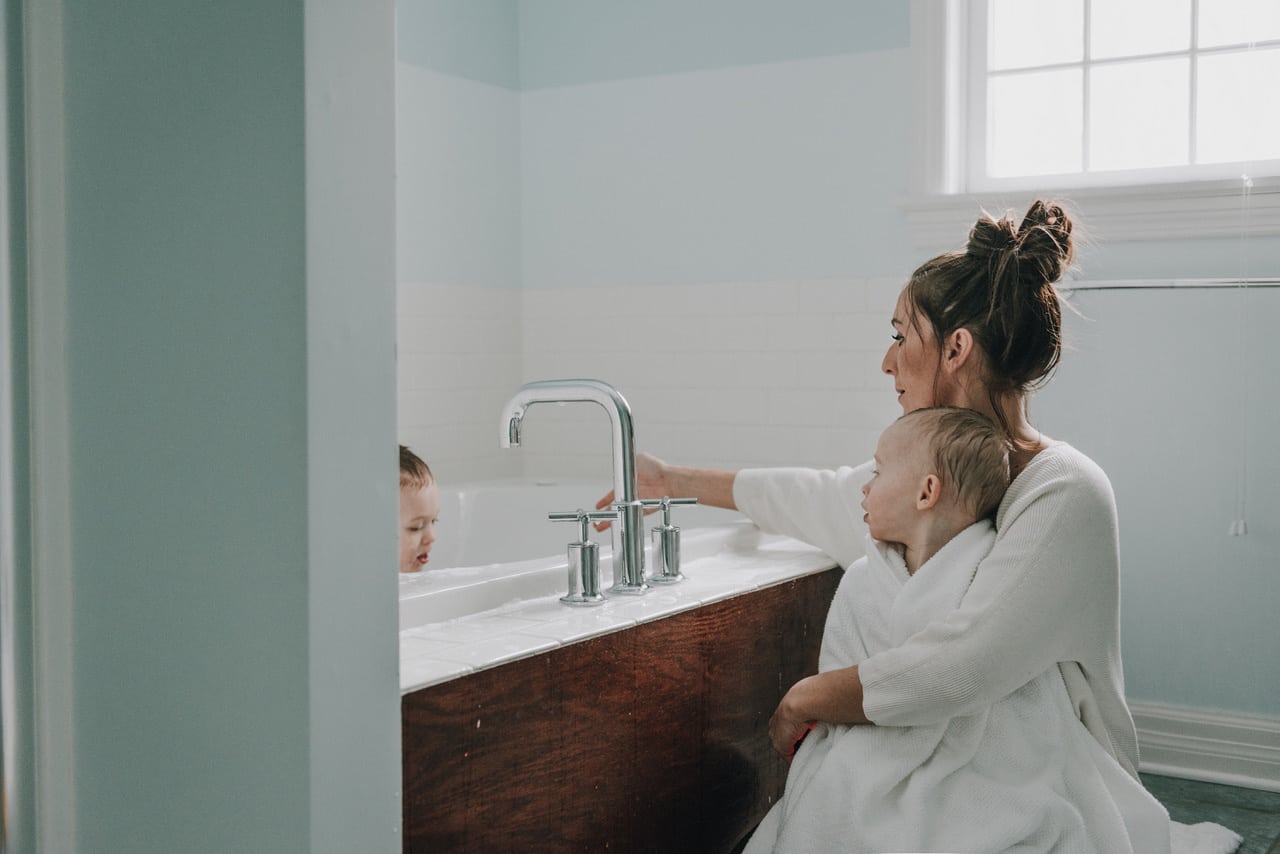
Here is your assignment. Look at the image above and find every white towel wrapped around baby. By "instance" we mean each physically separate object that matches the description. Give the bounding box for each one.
[744,522,1179,854]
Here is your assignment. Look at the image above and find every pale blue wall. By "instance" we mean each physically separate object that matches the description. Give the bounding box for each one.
[521,49,917,288]
[397,0,518,88]
[518,0,907,89]
[1038,288,1280,715]
[396,0,520,288]
[59,3,398,851]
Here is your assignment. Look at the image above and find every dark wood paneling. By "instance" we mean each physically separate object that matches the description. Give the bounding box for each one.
[402,568,840,854]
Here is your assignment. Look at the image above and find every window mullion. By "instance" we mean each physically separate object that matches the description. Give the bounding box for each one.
[966,0,990,193]
[1189,0,1200,165]
[1082,0,1092,174]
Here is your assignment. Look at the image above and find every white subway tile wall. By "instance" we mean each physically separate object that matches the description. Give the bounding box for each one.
[399,277,906,484]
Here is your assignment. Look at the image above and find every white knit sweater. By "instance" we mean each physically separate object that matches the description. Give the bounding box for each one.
[732,441,1141,778]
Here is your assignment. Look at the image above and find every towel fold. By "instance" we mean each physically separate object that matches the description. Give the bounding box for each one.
[1171,819,1243,854]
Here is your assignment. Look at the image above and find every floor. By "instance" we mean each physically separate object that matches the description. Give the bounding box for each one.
[1142,773,1280,854]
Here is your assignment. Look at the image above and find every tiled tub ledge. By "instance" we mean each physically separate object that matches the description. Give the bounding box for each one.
[399,523,840,694]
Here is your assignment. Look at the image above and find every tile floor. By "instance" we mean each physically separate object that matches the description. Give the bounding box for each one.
[1142,774,1280,854]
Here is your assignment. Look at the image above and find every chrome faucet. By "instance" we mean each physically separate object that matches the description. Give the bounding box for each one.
[499,379,649,594]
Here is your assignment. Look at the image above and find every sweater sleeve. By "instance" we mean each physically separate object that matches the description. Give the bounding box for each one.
[732,461,873,569]
[859,447,1123,727]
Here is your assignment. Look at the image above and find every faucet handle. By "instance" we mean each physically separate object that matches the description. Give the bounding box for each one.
[548,509,617,606]
[638,496,697,526]
[640,497,697,583]
[549,508,619,543]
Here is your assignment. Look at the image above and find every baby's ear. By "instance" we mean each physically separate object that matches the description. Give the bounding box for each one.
[917,474,942,510]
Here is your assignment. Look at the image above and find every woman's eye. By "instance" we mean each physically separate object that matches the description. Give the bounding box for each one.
[891,333,905,344]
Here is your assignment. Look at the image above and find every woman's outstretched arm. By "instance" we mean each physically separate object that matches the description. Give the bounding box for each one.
[593,452,738,527]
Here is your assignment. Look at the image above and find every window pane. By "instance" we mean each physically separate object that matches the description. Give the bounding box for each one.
[1089,58,1189,170]
[1199,0,1280,48]
[989,0,1083,70]
[1197,47,1280,163]
[987,68,1082,177]
[1091,0,1191,59]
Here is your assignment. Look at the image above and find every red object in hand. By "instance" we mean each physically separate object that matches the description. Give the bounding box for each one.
[788,722,817,759]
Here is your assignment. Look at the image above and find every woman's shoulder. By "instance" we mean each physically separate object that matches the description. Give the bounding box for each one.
[1021,441,1110,489]
[1000,442,1115,519]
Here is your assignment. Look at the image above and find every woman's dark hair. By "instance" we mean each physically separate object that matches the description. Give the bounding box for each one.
[905,200,1075,434]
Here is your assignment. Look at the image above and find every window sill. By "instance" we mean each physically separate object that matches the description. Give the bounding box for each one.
[898,177,1280,252]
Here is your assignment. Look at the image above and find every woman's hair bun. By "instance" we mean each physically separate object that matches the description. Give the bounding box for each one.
[965,200,1075,286]
[965,213,1020,261]
[1015,200,1074,283]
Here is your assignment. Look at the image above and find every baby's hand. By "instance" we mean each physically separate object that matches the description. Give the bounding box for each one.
[787,722,817,759]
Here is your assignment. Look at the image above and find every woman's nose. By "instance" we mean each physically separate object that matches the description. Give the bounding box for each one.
[881,345,895,375]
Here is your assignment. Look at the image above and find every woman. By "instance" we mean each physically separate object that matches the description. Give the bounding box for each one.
[601,201,1172,851]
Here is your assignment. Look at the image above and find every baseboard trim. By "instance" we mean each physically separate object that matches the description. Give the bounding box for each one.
[1132,701,1280,793]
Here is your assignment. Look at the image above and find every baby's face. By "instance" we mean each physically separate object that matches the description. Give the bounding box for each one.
[399,481,439,573]
[860,422,930,544]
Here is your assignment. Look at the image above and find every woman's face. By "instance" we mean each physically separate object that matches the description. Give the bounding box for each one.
[882,288,942,414]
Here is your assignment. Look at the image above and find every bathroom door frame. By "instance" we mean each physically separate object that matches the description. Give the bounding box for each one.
[8,0,77,851]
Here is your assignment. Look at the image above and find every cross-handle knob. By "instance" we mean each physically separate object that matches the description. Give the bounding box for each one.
[548,509,620,606]
[549,508,620,544]
[639,497,696,584]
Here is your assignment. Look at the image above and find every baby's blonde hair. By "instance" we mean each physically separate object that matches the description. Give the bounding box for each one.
[897,407,1010,521]
[399,444,433,490]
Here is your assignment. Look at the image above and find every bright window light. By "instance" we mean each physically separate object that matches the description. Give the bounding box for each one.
[988,0,1082,70]
[987,69,1082,177]
[1197,47,1280,164]
[1091,0,1190,59]
[971,0,1280,190]
[1089,58,1189,171]
[1198,0,1280,48]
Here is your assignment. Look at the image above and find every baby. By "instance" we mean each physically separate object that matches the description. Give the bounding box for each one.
[747,407,1169,853]
[399,444,438,574]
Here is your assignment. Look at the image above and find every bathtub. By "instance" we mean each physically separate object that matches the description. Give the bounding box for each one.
[398,478,843,694]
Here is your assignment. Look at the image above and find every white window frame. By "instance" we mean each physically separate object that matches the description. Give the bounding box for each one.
[902,0,1280,250]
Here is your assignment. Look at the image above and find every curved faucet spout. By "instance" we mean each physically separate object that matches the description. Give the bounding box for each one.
[498,378,647,592]
[498,378,638,503]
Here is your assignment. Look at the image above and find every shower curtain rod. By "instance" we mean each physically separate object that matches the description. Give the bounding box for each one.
[1061,278,1280,292]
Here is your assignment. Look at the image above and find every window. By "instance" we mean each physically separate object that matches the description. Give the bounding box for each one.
[904,0,1280,246]
[973,0,1280,191]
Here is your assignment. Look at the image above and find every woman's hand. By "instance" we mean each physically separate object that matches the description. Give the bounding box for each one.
[593,452,672,530]
[770,684,818,759]
[769,667,870,757]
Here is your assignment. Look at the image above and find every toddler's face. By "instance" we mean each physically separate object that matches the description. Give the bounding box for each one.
[400,481,439,573]
[860,422,930,544]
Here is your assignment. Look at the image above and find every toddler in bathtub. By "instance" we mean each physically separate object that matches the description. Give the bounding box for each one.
[399,444,438,574]
[747,406,1172,853]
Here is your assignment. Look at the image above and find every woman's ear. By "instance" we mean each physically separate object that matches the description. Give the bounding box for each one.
[941,327,975,375]
[917,474,942,510]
